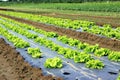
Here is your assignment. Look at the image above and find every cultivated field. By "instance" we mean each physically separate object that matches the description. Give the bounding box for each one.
[0,1,120,80]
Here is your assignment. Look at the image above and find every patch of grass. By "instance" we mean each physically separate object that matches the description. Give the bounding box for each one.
[1,2,120,12]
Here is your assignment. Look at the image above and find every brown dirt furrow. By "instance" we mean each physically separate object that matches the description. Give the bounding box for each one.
[55,13,120,20]
[0,38,63,80]
[0,8,15,11]
[0,14,120,51]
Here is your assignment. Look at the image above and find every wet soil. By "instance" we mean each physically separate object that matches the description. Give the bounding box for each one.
[0,14,120,52]
[0,38,63,80]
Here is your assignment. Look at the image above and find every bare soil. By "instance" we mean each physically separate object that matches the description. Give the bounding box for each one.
[0,14,120,52]
[0,38,63,80]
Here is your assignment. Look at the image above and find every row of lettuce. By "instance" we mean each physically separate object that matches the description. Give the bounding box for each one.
[0,26,30,48]
[0,11,120,40]
[0,16,120,70]
[0,21,104,69]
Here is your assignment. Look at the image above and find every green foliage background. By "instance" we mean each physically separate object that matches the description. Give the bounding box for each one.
[8,0,120,3]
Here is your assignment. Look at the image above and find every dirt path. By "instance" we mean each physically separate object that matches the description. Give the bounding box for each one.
[0,38,62,80]
[0,14,120,52]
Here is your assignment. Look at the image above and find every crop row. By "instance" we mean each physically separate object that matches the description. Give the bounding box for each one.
[0,11,120,40]
[0,18,63,68]
[0,22,62,68]
[0,11,94,29]
[35,37,105,69]
[0,16,120,69]
[0,16,58,38]
[0,26,29,48]
[18,3,119,12]
[0,16,120,62]
[0,21,38,39]
[1,2,120,12]
[0,16,106,69]
[27,48,61,68]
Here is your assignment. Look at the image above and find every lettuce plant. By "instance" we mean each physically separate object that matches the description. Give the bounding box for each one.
[46,32,58,37]
[27,48,42,58]
[108,51,120,62]
[77,42,89,50]
[51,44,60,51]
[64,49,78,59]
[94,48,110,57]
[58,36,68,44]
[85,60,104,69]
[68,38,79,46]
[58,47,67,55]
[74,52,93,63]
[44,57,63,68]
[84,44,99,53]
[14,41,29,48]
